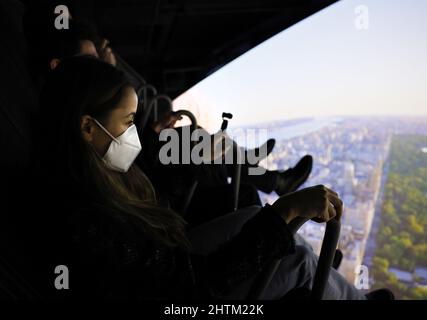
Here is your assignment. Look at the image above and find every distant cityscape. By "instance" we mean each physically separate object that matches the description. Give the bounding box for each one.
[240,116,427,292]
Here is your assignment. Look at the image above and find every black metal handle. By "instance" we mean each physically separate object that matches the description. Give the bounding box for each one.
[221,112,233,130]
[174,109,198,132]
[288,217,341,300]
[140,94,173,131]
[247,217,340,300]
[311,218,341,300]
[222,112,233,119]
[173,110,198,215]
[232,148,242,211]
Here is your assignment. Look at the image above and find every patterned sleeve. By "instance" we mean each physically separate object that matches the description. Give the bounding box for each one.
[192,204,296,297]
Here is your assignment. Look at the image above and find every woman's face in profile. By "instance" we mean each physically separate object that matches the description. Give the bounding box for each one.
[80,86,139,156]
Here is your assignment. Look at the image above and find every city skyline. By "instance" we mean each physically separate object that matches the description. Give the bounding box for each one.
[171,0,427,298]
[254,115,427,298]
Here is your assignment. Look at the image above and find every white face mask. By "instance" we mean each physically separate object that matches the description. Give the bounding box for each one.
[92,118,142,173]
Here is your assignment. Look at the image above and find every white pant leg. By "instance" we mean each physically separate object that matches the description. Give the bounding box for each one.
[261,245,366,300]
[294,233,314,251]
[189,207,365,300]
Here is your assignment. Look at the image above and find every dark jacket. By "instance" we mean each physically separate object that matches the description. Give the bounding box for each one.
[53,202,295,299]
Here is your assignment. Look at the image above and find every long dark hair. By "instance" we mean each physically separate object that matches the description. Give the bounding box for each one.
[35,56,188,248]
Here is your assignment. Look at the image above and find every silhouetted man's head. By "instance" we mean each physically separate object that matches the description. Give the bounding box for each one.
[24,6,100,75]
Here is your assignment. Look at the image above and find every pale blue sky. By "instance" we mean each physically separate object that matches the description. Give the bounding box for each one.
[174,0,427,131]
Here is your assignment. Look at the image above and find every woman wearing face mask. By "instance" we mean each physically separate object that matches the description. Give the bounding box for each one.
[27,56,376,300]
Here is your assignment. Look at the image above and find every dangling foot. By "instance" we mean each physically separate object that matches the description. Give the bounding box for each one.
[365,288,395,300]
[275,155,313,196]
[245,138,276,162]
